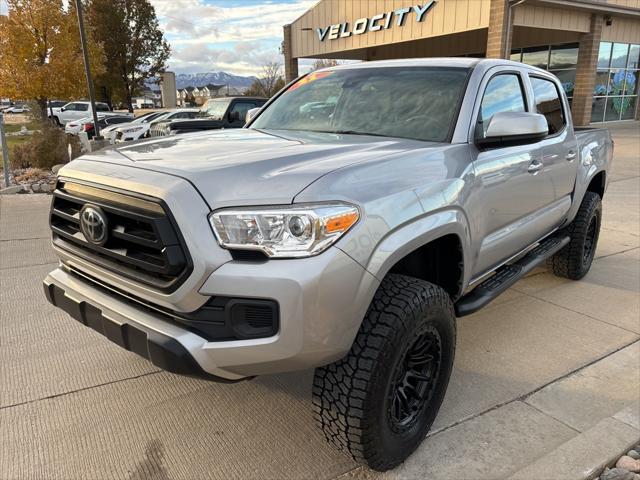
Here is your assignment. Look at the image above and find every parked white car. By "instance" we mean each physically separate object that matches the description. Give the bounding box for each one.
[52,101,128,126]
[67,114,132,137]
[113,108,199,143]
[102,111,165,144]
[3,105,29,113]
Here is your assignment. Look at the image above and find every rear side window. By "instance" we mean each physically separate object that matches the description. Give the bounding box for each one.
[478,74,526,137]
[530,76,565,135]
[96,104,110,112]
[77,103,89,111]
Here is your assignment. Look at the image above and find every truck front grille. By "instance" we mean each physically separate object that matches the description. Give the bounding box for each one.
[50,180,192,292]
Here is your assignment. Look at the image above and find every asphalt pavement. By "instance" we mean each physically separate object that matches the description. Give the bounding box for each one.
[1,122,638,480]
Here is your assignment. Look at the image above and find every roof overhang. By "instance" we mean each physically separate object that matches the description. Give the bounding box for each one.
[526,0,640,19]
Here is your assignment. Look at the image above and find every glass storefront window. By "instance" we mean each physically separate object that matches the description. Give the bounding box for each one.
[549,43,579,69]
[628,44,640,69]
[510,50,522,62]
[549,69,576,97]
[594,70,611,95]
[620,96,637,120]
[598,42,612,69]
[522,46,549,69]
[623,70,639,95]
[591,97,606,123]
[611,43,629,69]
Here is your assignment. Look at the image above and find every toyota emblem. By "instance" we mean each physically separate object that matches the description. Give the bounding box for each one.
[79,205,108,245]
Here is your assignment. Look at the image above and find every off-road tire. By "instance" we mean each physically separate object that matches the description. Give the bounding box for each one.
[547,191,602,280]
[312,274,456,471]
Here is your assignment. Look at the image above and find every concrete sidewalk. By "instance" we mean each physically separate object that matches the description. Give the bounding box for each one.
[1,122,638,479]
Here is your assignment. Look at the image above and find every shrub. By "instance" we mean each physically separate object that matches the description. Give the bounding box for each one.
[10,124,80,170]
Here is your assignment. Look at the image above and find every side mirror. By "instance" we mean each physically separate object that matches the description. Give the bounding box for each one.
[228,111,240,122]
[476,112,548,148]
[245,107,261,123]
[60,107,65,112]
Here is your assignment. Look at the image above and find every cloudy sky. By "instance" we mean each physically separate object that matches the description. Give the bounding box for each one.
[150,0,316,76]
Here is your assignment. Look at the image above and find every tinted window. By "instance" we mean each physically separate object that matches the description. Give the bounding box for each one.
[96,104,110,112]
[106,117,131,125]
[230,102,257,121]
[478,74,526,137]
[77,103,88,111]
[522,47,549,69]
[252,67,470,143]
[530,77,565,135]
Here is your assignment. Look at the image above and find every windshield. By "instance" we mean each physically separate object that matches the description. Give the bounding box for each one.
[252,67,469,142]
[201,99,231,120]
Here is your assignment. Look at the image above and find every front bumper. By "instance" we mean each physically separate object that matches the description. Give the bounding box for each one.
[44,246,379,381]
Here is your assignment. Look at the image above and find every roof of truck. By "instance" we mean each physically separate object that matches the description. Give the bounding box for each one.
[318,57,543,72]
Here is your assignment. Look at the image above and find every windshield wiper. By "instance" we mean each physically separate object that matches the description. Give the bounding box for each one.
[313,129,392,138]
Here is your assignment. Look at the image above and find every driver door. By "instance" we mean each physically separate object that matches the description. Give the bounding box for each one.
[469,70,559,276]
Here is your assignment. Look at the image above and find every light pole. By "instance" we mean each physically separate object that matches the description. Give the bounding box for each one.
[0,114,10,187]
[75,0,102,140]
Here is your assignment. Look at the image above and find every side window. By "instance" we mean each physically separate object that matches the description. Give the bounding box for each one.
[477,74,527,137]
[65,103,77,111]
[230,102,257,121]
[96,104,110,112]
[530,76,565,135]
[77,103,89,112]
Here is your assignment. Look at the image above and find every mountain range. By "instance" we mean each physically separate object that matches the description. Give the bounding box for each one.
[151,72,258,90]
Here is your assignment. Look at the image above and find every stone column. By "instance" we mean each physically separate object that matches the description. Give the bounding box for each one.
[486,0,511,59]
[283,24,299,83]
[572,14,604,126]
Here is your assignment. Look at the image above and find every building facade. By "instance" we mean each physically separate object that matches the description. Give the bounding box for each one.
[283,0,640,125]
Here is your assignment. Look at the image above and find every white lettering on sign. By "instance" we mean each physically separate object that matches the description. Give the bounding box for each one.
[316,2,436,42]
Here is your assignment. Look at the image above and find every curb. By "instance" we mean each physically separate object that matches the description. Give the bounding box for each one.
[508,407,640,480]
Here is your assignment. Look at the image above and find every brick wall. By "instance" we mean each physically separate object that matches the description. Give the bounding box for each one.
[572,14,604,126]
[486,0,510,59]
[283,24,299,83]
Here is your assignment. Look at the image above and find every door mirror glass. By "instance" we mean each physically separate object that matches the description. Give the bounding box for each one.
[476,112,548,148]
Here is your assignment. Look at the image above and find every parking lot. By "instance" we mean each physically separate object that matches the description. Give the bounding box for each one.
[1,122,639,480]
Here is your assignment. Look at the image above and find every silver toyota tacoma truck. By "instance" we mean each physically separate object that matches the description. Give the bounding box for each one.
[44,58,612,470]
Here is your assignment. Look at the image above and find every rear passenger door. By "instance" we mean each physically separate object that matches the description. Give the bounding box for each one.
[527,74,579,201]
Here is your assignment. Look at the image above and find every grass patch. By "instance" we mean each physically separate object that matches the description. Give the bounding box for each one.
[4,120,40,133]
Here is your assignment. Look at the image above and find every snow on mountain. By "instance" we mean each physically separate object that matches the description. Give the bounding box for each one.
[148,72,258,91]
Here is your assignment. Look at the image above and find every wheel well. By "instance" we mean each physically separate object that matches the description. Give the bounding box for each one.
[587,171,606,199]
[388,234,464,299]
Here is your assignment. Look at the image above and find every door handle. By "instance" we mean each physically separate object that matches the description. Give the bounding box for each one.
[527,161,543,175]
[566,151,577,161]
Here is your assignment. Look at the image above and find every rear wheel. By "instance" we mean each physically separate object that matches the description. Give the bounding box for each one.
[547,191,602,280]
[312,274,456,471]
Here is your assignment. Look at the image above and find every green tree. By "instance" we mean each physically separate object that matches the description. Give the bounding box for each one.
[86,0,170,112]
[0,0,104,120]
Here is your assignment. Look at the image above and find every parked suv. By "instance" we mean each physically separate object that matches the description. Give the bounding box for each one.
[148,97,267,136]
[44,59,612,471]
[52,101,113,126]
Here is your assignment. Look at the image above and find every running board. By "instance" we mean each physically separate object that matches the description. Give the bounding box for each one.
[455,234,570,317]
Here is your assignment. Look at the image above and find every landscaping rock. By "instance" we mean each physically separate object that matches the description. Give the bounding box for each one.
[31,183,41,192]
[629,451,640,460]
[0,185,23,195]
[600,468,638,480]
[617,456,640,473]
[40,183,52,193]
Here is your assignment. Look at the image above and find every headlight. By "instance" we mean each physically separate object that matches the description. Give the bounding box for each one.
[122,126,144,133]
[209,203,360,258]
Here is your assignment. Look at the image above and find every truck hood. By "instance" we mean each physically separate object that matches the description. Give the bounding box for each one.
[78,128,441,208]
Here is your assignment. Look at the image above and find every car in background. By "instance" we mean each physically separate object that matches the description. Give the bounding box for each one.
[102,111,165,144]
[114,108,199,143]
[3,105,30,113]
[148,97,267,137]
[52,101,128,126]
[65,115,132,136]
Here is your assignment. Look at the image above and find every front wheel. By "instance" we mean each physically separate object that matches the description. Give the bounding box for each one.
[312,274,456,471]
[547,191,602,280]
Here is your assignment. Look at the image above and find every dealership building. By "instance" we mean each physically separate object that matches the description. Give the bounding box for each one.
[282,0,640,125]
